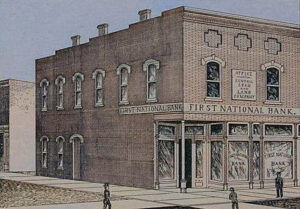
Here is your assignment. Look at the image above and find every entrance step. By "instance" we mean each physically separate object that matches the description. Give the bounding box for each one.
[159,179,177,188]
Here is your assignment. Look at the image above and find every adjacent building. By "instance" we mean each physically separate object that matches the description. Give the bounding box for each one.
[0,79,35,173]
[35,7,300,190]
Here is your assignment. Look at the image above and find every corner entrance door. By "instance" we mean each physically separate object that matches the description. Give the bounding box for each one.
[72,138,81,180]
[179,139,192,188]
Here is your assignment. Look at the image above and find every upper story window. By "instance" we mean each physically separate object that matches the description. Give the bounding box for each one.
[116,64,131,105]
[261,61,283,103]
[56,136,65,169]
[143,59,160,103]
[72,73,84,109]
[40,136,49,168]
[201,55,225,100]
[266,68,280,101]
[206,62,220,98]
[92,69,106,107]
[55,76,66,110]
[39,79,49,111]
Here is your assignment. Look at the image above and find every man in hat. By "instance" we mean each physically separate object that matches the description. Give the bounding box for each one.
[103,183,112,209]
[229,187,239,209]
[275,172,283,198]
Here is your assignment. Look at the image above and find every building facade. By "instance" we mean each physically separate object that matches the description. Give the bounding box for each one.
[36,7,300,190]
[0,79,36,173]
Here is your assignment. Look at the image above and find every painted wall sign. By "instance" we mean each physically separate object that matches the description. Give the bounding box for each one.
[232,70,256,100]
[119,103,300,117]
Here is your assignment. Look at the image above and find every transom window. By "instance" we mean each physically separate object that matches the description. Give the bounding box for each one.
[143,59,160,103]
[92,69,105,107]
[116,64,131,105]
[72,73,84,109]
[39,79,49,111]
[206,62,220,98]
[55,76,65,110]
[266,68,280,101]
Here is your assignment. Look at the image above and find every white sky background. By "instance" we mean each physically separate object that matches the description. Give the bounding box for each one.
[0,0,299,82]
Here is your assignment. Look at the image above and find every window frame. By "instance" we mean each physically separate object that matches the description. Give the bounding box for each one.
[72,73,84,109]
[55,76,66,110]
[56,136,65,170]
[266,67,280,102]
[206,61,221,99]
[143,59,160,103]
[92,69,106,107]
[201,55,225,101]
[116,64,131,105]
[40,136,49,168]
[39,79,49,111]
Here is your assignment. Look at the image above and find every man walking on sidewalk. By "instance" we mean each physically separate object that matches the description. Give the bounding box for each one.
[229,187,239,209]
[275,172,283,198]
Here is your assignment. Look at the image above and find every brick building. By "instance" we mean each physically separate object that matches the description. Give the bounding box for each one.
[0,79,35,173]
[36,7,300,190]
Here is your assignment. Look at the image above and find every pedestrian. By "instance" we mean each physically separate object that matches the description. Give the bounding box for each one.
[103,183,112,209]
[229,187,239,209]
[275,172,283,198]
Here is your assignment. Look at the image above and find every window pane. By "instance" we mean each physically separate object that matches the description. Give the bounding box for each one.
[58,94,63,107]
[207,62,220,81]
[58,80,63,93]
[42,96,47,109]
[121,68,128,85]
[42,140,47,152]
[58,154,63,168]
[228,124,248,136]
[42,153,47,167]
[207,82,220,97]
[148,65,156,82]
[58,140,63,153]
[253,124,260,136]
[76,78,81,91]
[158,125,175,138]
[185,126,204,135]
[42,85,47,96]
[148,83,156,99]
[121,86,128,101]
[76,92,81,106]
[196,141,203,178]
[210,124,223,135]
[96,73,103,88]
[96,89,103,104]
[253,142,260,180]
[265,125,293,136]
[158,140,174,179]
[267,86,279,101]
[211,141,223,181]
[267,68,279,85]
[0,133,3,158]
[228,142,249,181]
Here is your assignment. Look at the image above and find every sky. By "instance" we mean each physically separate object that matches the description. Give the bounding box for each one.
[0,0,299,82]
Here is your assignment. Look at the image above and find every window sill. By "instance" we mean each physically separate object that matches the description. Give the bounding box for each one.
[95,103,104,107]
[264,101,282,105]
[204,97,223,102]
[74,105,82,109]
[119,101,129,105]
[146,99,157,103]
[56,106,64,111]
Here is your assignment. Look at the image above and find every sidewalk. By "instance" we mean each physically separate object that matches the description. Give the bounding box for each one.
[1,172,298,209]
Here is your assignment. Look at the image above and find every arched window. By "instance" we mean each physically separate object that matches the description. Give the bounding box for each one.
[143,59,160,102]
[206,62,220,98]
[92,69,106,107]
[55,76,66,110]
[56,136,65,169]
[40,136,49,168]
[201,55,225,100]
[72,73,84,109]
[116,64,131,105]
[266,68,280,101]
[39,79,49,111]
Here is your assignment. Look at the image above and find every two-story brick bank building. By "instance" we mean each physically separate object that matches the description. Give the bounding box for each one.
[36,7,300,191]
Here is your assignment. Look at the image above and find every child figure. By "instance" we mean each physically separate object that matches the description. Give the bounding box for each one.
[229,187,239,209]
[103,183,112,209]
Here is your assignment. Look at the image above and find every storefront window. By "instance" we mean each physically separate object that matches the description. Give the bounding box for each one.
[211,141,223,181]
[158,140,174,179]
[253,141,260,180]
[196,141,203,178]
[264,141,293,179]
[228,124,248,136]
[228,142,249,181]
[265,124,293,136]
[210,124,223,136]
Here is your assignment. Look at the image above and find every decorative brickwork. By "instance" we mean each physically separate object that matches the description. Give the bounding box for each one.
[234,33,252,51]
[264,38,281,55]
[204,29,222,48]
